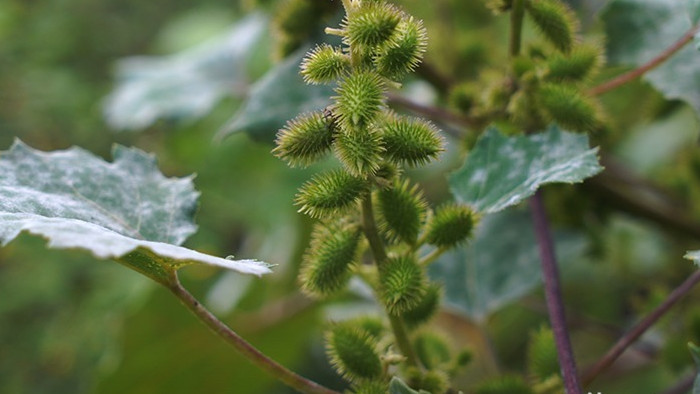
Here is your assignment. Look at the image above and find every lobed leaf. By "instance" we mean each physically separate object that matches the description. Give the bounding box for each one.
[603,0,700,116]
[448,125,603,214]
[0,140,271,284]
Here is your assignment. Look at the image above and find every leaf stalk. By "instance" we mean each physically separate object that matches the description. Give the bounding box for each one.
[166,274,340,394]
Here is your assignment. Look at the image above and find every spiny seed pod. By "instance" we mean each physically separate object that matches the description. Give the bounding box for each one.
[380,255,425,315]
[376,179,427,244]
[344,2,402,48]
[402,283,441,328]
[475,376,534,394]
[545,43,603,82]
[380,114,444,167]
[537,83,599,132]
[448,82,479,114]
[334,127,385,177]
[508,89,547,133]
[326,324,382,381]
[373,162,400,188]
[419,370,449,394]
[301,44,350,84]
[274,0,320,38]
[456,349,473,367]
[352,381,388,394]
[374,16,427,80]
[273,111,335,167]
[528,326,560,380]
[334,70,385,128]
[526,0,578,53]
[296,170,368,218]
[414,331,451,370]
[425,204,478,247]
[300,223,361,297]
[347,316,385,339]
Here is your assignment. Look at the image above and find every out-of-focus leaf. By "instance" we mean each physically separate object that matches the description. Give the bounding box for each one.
[103,13,267,131]
[603,0,700,115]
[217,47,335,143]
[0,140,271,284]
[448,125,602,214]
[429,209,586,322]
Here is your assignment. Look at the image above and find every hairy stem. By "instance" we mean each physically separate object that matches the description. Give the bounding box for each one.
[581,269,700,386]
[530,191,582,394]
[167,275,340,394]
[589,24,700,96]
[360,193,420,367]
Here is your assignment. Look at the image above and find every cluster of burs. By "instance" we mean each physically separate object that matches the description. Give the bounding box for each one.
[452,0,605,134]
[273,1,475,393]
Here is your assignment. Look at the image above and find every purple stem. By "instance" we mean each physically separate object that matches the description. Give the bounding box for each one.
[530,190,583,394]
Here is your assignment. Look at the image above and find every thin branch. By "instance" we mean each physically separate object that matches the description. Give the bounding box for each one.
[167,275,340,394]
[581,269,700,387]
[360,194,420,368]
[530,191,583,394]
[589,24,700,96]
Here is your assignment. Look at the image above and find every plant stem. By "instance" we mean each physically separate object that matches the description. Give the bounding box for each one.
[509,0,526,57]
[589,24,700,96]
[360,193,420,367]
[530,191,582,394]
[419,246,448,266]
[166,274,340,394]
[581,269,700,386]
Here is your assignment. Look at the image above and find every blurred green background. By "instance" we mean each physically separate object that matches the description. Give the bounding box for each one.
[2,0,700,393]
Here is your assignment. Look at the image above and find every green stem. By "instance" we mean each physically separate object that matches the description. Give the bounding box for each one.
[419,246,448,266]
[509,0,526,58]
[360,193,420,368]
[166,274,340,394]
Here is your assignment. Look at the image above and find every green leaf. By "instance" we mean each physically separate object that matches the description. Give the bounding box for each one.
[389,377,429,394]
[103,13,268,131]
[448,125,603,214]
[429,209,586,321]
[217,47,335,143]
[0,140,271,285]
[603,0,700,115]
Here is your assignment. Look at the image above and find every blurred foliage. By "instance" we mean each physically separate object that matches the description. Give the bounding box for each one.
[2,0,700,393]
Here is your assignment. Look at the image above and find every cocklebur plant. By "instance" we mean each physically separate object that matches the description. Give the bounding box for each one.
[274,0,477,391]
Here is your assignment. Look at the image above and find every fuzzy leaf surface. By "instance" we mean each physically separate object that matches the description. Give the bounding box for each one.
[691,0,700,24]
[429,210,586,321]
[448,125,602,214]
[603,0,700,114]
[218,47,335,143]
[103,13,267,131]
[0,140,271,284]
